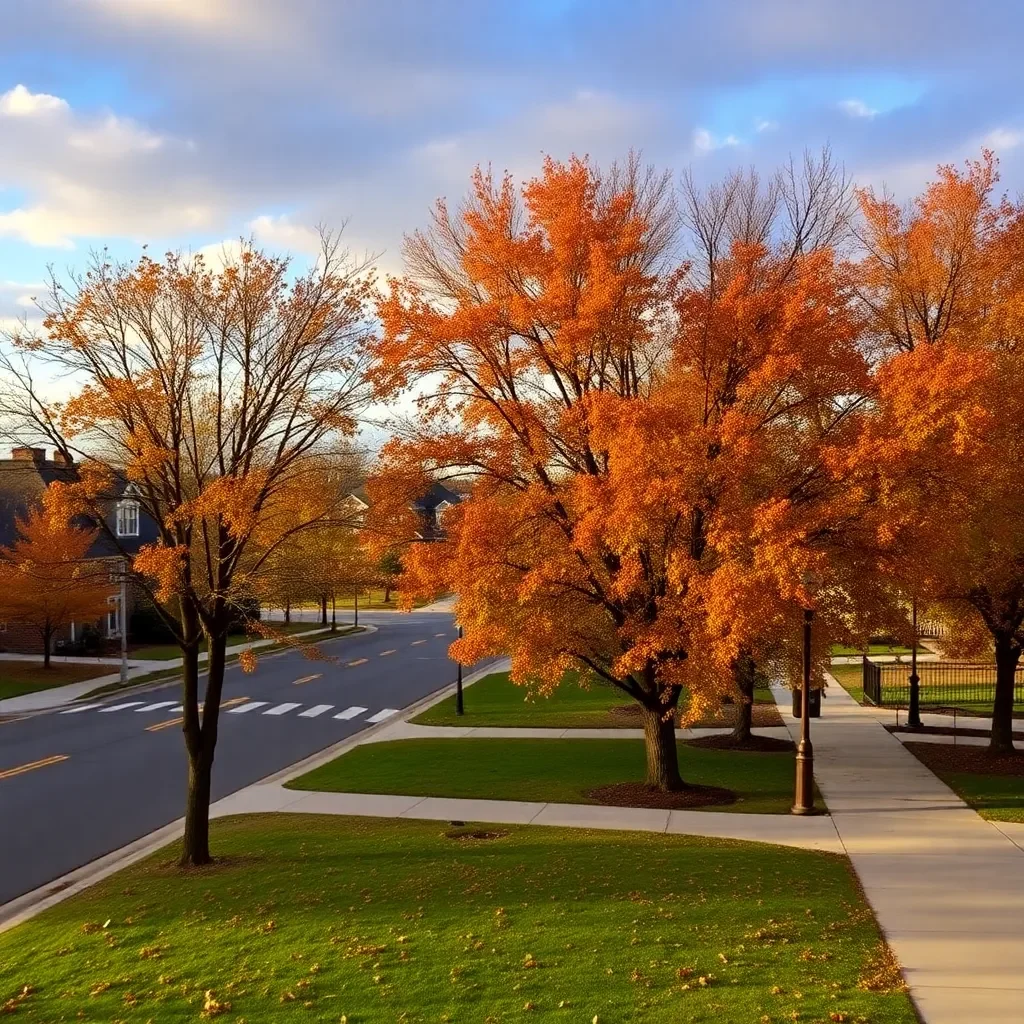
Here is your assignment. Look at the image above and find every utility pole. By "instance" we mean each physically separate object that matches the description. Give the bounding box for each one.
[119,556,128,688]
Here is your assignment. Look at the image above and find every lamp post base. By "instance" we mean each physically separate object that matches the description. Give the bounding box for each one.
[791,741,815,815]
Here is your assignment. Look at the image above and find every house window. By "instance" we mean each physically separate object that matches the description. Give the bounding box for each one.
[116,500,139,537]
[107,596,122,638]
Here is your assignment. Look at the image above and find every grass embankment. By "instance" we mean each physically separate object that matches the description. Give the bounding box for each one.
[288,737,806,814]
[0,662,109,700]
[0,814,916,1023]
[414,671,780,729]
[902,742,1024,823]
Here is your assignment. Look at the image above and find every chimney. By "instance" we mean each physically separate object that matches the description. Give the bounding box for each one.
[51,450,74,466]
[10,447,45,463]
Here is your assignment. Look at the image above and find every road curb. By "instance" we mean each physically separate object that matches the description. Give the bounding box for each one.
[0,651,501,933]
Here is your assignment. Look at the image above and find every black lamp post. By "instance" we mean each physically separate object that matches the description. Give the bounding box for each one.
[907,597,922,728]
[455,623,464,716]
[792,603,816,815]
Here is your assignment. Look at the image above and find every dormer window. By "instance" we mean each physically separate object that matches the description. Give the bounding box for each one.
[116,499,139,537]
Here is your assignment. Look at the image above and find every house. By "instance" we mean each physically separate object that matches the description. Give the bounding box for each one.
[0,446,160,656]
[411,481,463,541]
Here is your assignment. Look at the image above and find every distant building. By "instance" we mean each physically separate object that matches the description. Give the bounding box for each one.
[410,481,463,541]
[0,447,160,656]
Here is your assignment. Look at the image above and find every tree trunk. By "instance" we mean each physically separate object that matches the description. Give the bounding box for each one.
[991,635,1020,755]
[731,650,756,744]
[284,599,291,625]
[640,704,684,791]
[384,584,391,603]
[320,594,328,626]
[179,632,211,867]
[42,624,52,669]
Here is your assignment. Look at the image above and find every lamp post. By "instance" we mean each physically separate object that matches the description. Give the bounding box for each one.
[353,589,359,628]
[792,602,816,815]
[455,623,464,716]
[119,556,129,688]
[907,597,922,728]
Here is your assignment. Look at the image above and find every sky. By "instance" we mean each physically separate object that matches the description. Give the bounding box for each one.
[1,0,1022,337]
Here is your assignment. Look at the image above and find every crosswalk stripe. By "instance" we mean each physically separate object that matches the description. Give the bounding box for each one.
[167,705,184,713]
[135,701,178,713]
[334,705,367,720]
[298,704,334,718]
[366,708,400,723]
[59,704,102,714]
[411,640,427,646]
[379,649,396,656]
[263,702,301,716]
[228,701,267,714]
[98,701,146,713]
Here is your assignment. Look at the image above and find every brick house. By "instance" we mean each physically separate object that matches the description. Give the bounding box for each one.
[0,446,160,656]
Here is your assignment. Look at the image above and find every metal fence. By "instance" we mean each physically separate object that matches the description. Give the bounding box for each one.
[861,656,1024,708]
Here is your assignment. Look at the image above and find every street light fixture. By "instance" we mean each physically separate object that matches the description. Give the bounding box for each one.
[792,573,818,816]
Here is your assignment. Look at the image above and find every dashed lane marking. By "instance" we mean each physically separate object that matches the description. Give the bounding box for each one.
[0,754,69,781]
[291,674,323,686]
[410,640,427,646]
[435,633,447,637]
[347,658,368,667]
[379,650,396,656]
[298,704,334,718]
[366,708,400,723]
[334,705,368,720]
[263,702,301,716]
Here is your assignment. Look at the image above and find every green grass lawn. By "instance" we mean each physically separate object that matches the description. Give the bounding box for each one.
[830,643,918,657]
[0,814,916,1023]
[0,661,108,700]
[288,738,806,814]
[415,671,777,729]
[829,665,864,704]
[940,772,1024,822]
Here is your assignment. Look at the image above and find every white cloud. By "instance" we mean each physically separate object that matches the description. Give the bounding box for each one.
[982,127,1023,151]
[248,215,323,256]
[692,127,742,154]
[755,118,779,133]
[0,84,68,117]
[839,98,878,119]
[69,113,165,155]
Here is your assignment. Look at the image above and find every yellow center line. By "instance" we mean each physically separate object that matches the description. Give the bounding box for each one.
[221,697,250,709]
[379,649,397,656]
[411,640,427,646]
[291,674,323,686]
[0,754,69,781]
[347,658,368,667]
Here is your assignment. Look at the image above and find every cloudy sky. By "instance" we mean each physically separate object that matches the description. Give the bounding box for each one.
[1,0,1022,327]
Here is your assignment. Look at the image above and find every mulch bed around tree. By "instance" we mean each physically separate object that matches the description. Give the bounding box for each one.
[685,733,794,753]
[608,703,785,728]
[584,782,737,809]
[902,741,1024,777]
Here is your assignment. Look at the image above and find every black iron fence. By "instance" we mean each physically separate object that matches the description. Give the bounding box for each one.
[861,656,1024,708]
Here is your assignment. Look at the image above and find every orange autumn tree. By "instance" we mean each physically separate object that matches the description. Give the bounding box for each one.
[853,151,1024,754]
[1,235,373,864]
[374,155,879,789]
[0,504,112,667]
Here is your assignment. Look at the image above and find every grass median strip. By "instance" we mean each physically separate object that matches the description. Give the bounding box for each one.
[287,737,807,814]
[415,670,781,730]
[0,813,915,1023]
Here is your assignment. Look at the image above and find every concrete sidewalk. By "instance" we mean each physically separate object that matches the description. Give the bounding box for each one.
[773,681,1024,1024]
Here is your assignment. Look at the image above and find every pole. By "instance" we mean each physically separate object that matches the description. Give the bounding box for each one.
[792,607,815,814]
[331,594,337,633]
[354,589,359,628]
[455,623,464,716]
[119,557,128,688]
[907,597,922,728]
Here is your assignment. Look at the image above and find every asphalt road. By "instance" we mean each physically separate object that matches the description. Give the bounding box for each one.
[0,611,476,907]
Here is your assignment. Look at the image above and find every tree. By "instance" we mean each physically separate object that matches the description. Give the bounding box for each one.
[376,549,404,603]
[1,235,373,863]
[0,505,112,667]
[373,155,878,788]
[851,151,1024,753]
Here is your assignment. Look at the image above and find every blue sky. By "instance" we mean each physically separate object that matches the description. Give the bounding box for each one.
[1,0,1022,329]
